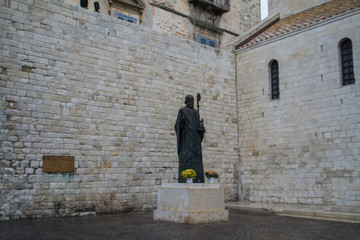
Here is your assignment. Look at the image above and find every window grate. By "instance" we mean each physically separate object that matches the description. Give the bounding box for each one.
[271,60,279,100]
[341,39,355,86]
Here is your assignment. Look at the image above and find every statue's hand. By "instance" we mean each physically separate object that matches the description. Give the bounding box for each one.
[199,119,205,132]
[179,109,185,126]
[180,109,185,119]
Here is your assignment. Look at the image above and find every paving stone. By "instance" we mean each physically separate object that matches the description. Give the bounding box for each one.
[1,210,360,240]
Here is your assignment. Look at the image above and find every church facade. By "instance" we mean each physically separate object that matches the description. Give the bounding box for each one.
[0,0,359,220]
[235,0,360,206]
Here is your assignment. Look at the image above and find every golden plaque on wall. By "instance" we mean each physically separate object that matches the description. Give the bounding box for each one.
[43,156,75,173]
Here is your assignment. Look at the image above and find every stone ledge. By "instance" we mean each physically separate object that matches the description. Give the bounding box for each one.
[160,183,221,189]
[227,201,360,223]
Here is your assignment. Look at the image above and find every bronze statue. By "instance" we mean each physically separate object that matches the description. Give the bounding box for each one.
[175,94,205,183]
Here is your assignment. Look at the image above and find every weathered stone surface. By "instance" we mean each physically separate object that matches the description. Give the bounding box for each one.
[153,183,229,223]
[0,0,237,220]
[1,0,359,222]
[269,0,329,18]
[64,0,260,44]
[236,10,360,206]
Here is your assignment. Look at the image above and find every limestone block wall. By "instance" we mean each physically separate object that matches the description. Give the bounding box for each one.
[64,0,260,45]
[149,2,192,40]
[236,13,360,206]
[64,0,110,13]
[145,0,260,44]
[268,0,329,18]
[220,0,259,35]
[0,0,238,220]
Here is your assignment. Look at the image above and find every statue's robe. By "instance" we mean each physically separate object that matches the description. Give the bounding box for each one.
[175,106,205,183]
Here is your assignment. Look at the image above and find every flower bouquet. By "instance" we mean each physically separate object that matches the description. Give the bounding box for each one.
[205,170,219,183]
[181,169,196,183]
[205,170,219,178]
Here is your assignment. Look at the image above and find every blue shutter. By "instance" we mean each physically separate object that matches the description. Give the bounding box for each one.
[209,39,217,48]
[197,35,206,45]
[114,12,137,24]
[197,35,217,48]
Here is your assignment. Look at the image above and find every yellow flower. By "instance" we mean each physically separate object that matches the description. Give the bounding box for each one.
[181,169,196,179]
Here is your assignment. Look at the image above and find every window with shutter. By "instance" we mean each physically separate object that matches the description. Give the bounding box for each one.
[114,11,137,24]
[197,35,217,48]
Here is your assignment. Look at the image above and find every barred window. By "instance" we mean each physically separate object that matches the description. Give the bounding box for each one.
[270,60,279,100]
[341,39,355,86]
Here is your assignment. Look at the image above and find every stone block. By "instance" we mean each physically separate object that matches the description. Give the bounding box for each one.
[154,183,229,223]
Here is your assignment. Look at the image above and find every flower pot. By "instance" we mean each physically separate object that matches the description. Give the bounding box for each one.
[208,177,215,183]
[186,178,193,183]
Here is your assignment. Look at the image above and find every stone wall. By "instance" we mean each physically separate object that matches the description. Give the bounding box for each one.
[236,12,360,206]
[150,2,192,40]
[0,0,238,220]
[64,0,260,45]
[220,0,259,34]
[268,0,329,18]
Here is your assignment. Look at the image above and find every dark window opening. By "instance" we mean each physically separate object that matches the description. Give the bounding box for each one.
[80,0,88,8]
[341,39,355,86]
[271,60,279,100]
[94,2,100,12]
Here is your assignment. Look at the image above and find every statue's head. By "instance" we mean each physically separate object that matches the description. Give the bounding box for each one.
[185,95,194,109]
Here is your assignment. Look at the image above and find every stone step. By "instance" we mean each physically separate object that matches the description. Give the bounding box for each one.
[226,201,360,223]
[278,210,360,223]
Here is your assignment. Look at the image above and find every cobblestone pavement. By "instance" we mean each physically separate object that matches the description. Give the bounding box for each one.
[1,210,359,240]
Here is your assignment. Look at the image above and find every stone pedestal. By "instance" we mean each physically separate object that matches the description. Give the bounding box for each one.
[153,183,229,223]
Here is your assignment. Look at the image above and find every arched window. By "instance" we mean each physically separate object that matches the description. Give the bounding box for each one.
[340,39,355,86]
[270,60,279,100]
